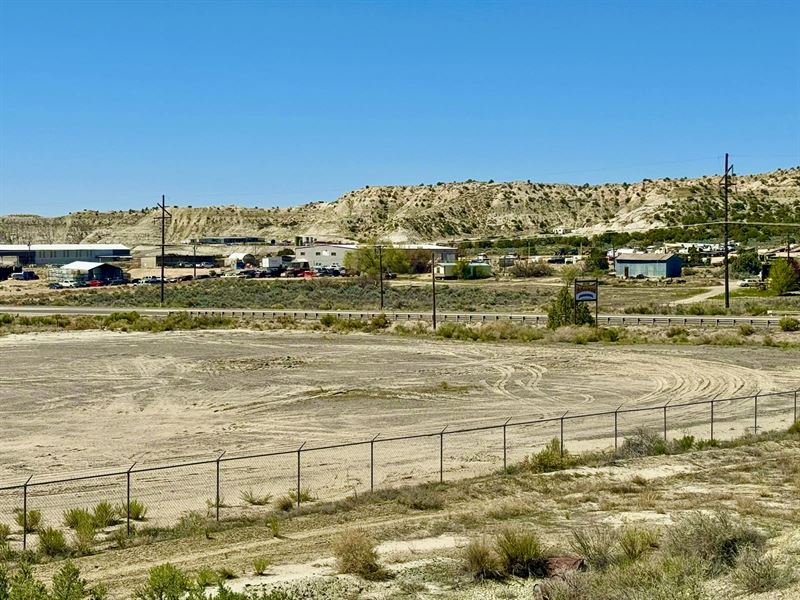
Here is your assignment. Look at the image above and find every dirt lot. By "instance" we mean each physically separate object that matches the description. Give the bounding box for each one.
[1,329,798,481]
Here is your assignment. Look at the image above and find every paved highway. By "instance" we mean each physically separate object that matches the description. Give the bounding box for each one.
[0,305,785,328]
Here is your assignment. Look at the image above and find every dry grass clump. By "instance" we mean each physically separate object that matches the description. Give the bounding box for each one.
[495,527,548,578]
[332,529,388,581]
[240,489,272,506]
[731,547,796,593]
[464,537,502,580]
[570,527,619,570]
[664,511,765,575]
[397,484,444,510]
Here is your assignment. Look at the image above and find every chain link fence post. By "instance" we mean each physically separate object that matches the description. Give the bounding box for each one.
[710,401,715,441]
[296,442,305,508]
[502,418,511,471]
[215,452,225,522]
[22,475,32,551]
[754,394,759,435]
[614,405,623,451]
[794,390,798,424]
[370,434,379,493]
[663,401,670,441]
[126,462,136,535]
[439,426,447,483]
[560,411,568,459]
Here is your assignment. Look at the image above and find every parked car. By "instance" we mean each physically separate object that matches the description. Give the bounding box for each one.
[48,282,64,289]
[10,271,38,281]
[738,278,761,288]
[107,278,128,286]
[87,279,105,287]
[198,262,215,269]
[384,269,397,279]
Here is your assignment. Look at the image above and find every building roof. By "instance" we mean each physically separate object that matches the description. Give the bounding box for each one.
[0,244,129,252]
[395,244,457,251]
[296,244,358,250]
[60,261,115,271]
[615,253,677,262]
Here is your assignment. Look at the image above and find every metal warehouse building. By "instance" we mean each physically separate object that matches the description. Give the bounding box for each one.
[0,244,130,266]
[52,261,125,283]
[615,253,682,279]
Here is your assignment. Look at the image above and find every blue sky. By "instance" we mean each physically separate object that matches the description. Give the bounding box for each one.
[1,0,798,216]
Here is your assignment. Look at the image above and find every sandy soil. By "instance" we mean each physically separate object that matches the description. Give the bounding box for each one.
[0,329,797,536]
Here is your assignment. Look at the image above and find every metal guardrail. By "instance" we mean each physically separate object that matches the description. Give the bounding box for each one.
[0,306,786,327]
[177,309,784,329]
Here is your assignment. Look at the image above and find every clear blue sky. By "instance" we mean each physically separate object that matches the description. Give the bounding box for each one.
[1,0,798,216]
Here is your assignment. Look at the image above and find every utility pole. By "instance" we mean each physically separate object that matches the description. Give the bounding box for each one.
[377,245,384,311]
[154,195,172,307]
[193,242,197,279]
[431,250,437,330]
[722,154,733,309]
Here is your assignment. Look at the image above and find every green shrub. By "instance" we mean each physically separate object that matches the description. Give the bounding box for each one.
[570,527,618,570]
[63,508,94,530]
[464,537,502,580]
[731,547,796,593]
[779,316,799,332]
[112,525,136,549]
[133,564,190,600]
[51,561,90,598]
[319,314,336,327]
[495,527,548,577]
[617,429,668,458]
[217,566,236,580]
[92,502,118,528]
[118,499,148,521]
[172,512,212,537]
[618,526,660,562]
[14,508,42,533]
[38,526,68,557]
[789,420,800,435]
[0,523,10,542]
[72,519,96,556]
[266,515,281,537]
[240,490,272,506]
[253,557,269,576]
[332,530,387,580]
[523,438,567,472]
[738,323,756,336]
[288,488,316,503]
[664,511,765,574]
[194,568,221,588]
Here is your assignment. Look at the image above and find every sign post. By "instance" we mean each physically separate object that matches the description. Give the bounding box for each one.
[574,278,599,327]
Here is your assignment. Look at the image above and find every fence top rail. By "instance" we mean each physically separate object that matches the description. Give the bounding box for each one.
[0,387,796,490]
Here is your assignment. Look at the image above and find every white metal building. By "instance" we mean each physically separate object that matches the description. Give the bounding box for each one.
[0,244,130,266]
[295,244,358,267]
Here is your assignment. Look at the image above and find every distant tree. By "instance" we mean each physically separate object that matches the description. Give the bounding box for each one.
[344,242,409,278]
[277,248,294,256]
[583,248,609,272]
[769,259,799,295]
[547,283,593,329]
[731,250,761,276]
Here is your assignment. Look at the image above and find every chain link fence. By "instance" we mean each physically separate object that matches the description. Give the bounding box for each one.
[0,388,796,552]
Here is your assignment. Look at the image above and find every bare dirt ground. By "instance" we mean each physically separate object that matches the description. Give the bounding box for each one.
[1,328,798,483]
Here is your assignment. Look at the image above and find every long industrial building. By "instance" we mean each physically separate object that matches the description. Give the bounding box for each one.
[0,244,130,266]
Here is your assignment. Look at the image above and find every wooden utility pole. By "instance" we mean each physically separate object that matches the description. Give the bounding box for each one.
[722,154,733,309]
[154,196,172,306]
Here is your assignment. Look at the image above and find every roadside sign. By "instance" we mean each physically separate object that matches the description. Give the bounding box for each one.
[574,279,598,302]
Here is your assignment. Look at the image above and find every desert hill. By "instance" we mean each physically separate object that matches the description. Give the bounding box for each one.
[1,167,798,246]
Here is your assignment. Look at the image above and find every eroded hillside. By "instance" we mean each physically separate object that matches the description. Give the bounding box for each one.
[1,168,797,245]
